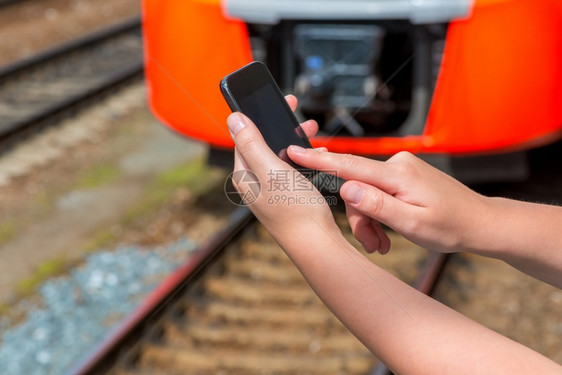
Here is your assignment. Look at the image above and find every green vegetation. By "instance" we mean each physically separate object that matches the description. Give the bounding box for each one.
[3,156,228,320]
[0,220,16,246]
[155,156,222,194]
[0,302,10,316]
[73,163,120,189]
[80,157,227,252]
[82,229,117,254]
[16,256,69,297]
[122,157,226,225]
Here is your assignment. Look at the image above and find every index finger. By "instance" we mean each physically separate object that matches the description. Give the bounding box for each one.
[287,147,398,194]
[285,94,298,112]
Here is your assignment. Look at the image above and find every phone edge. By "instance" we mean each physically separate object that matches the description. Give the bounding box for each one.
[219,78,242,113]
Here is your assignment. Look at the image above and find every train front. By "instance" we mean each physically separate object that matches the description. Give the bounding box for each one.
[141,0,562,183]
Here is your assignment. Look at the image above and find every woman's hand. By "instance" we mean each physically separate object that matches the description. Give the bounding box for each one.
[288,147,490,254]
[227,96,338,241]
[228,107,562,372]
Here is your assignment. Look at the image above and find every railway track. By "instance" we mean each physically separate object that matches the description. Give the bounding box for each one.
[1,7,556,373]
[0,15,143,149]
[0,0,27,9]
[0,9,443,373]
[62,147,562,375]
[70,206,448,375]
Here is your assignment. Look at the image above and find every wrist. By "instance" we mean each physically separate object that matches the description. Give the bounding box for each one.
[456,195,501,256]
[268,214,341,252]
[465,196,534,259]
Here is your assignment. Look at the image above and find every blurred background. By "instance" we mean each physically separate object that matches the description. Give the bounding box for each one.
[0,0,560,374]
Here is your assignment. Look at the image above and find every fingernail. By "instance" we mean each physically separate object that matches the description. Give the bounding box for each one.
[227,113,246,137]
[343,184,364,205]
[316,147,328,152]
[289,145,306,154]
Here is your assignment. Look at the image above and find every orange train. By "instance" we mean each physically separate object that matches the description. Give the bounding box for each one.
[141,0,562,183]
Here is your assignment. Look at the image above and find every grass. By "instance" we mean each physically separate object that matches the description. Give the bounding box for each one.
[155,156,220,194]
[0,302,11,316]
[80,157,226,252]
[0,163,122,300]
[82,229,117,254]
[121,157,226,225]
[0,220,16,246]
[3,157,228,319]
[72,163,120,189]
[2,256,72,323]
[16,256,69,297]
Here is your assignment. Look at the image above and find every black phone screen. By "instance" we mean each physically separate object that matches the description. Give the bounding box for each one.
[238,83,310,158]
[221,62,312,164]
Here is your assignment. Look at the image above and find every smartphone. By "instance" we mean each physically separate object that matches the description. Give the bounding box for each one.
[220,61,313,168]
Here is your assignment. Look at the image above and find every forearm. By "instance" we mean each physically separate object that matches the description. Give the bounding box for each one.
[474,197,562,288]
[270,223,560,375]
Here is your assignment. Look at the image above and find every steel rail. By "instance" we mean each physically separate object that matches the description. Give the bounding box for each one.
[0,61,144,143]
[71,208,450,375]
[0,15,143,148]
[0,0,31,10]
[0,15,141,82]
[69,207,255,375]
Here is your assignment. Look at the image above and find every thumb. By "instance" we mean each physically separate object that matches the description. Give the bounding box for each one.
[228,112,282,175]
[340,180,417,231]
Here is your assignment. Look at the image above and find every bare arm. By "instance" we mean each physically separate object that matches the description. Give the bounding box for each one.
[275,221,560,375]
[227,111,561,374]
[481,197,562,287]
